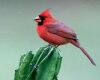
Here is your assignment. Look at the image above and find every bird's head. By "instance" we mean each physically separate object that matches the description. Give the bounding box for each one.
[34,9,54,25]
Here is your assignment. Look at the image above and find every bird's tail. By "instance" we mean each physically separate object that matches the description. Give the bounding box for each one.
[71,40,96,66]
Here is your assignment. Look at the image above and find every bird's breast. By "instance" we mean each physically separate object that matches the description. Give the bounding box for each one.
[37,26,47,38]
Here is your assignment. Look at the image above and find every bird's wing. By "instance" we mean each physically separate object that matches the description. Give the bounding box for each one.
[46,22,78,40]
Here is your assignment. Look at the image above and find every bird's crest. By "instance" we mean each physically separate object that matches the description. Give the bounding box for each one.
[39,8,53,18]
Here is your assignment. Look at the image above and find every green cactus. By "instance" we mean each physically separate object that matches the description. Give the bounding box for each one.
[14,46,62,80]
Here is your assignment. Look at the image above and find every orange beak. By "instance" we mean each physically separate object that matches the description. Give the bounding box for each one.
[34,16,41,22]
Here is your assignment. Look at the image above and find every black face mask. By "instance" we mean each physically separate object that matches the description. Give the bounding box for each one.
[38,16,45,25]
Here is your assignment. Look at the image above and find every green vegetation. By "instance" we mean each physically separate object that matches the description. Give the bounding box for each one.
[14,46,62,80]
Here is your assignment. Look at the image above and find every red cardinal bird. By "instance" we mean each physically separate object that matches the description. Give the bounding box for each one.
[34,9,96,66]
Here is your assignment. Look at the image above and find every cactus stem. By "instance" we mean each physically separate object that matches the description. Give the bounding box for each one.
[25,46,51,80]
[38,47,55,67]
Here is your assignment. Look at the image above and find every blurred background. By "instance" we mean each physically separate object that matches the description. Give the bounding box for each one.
[0,0,100,80]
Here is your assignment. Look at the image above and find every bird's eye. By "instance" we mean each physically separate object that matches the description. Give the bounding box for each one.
[39,16,45,20]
